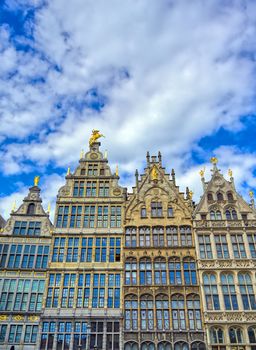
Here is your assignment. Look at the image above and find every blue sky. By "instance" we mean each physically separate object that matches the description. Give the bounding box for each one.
[1,0,256,219]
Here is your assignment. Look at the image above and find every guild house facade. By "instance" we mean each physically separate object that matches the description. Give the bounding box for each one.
[0,131,255,350]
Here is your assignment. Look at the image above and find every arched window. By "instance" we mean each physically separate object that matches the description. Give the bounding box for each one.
[27,203,35,215]
[238,273,256,310]
[210,210,222,220]
[139,227,150,247]
[154,258,167,285]
[125,227,137,247]
[248,326,256,345]
[191,342,206,350]
[183,258,197,285]
[227,192,234,201]
[141,207,147,218]
[125,258,137,285]
[221,273,238,310]
[210,327,224,344]
[139,258,152,285]
[153,226,164,247]
[171,294,186,330]
[207,193,213,201]
[180,226,192,246]
[124,342,139,350]
[166,226,178,247]
[187,294,202,330]
[232,209,238,220]
[168,206,174,217]
[140,295,154,330]
[156,294,169,330]
[174,342,189,350]
[168,257,182,285]
[203,273,220,310]
[225,210,231,220]
[217,192,223,201]
[229,327,243,344]
[157,342,171,350]
[124,295,138,330]
[141,342,155,350]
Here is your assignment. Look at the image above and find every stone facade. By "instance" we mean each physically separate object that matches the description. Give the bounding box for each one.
[0,184,53,350]
[0,140,256,350]
[193,161,256,350]
[123,153,205,350]
[39,142,126,350]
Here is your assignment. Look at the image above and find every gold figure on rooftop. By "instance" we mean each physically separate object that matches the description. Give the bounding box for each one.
[89,130,104,146]
[34,176,40,186]
[151,165,158,181]
[210,157,218,164]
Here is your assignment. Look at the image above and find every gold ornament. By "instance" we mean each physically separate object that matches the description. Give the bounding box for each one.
[34,176,40,186]
[89,130,104,146]
[115,165,119,176]
[199,167,205,177]
[249,190,254,198]
[47,203,51,213]
[228,169,233,177]
[189,191,194,199]
[80,149,84,158]
[210,157,218,164]
[151,165,158,181]
[66,167,71,176]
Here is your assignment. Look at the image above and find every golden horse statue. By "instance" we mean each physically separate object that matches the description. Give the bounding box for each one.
[89,130,105,146]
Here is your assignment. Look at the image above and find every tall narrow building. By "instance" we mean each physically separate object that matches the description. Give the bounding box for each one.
[123,153,206,350]
[194,159,256,350]
[40,134,126,350]
[0,179,53,349]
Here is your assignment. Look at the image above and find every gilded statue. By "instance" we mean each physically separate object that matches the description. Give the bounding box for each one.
[228,169,233,177]
[189,190,194,200]
[199,167,205,177]
[89,130,104,146]
[34,176,40,186]
[151,165,158,181]
[210,157,218,164]
[249,190,254,198]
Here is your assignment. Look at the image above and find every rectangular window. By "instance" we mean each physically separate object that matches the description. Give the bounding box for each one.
[66,237,79,262]
[81,237,93,262]
[95,238,107,262]
[7,244,22,268]
[8,325,23,343]
[73,181,84,197]
[70,206,82,228]
[92,274,105,308]
[108,274,120,308]
[56,206,69,228]
[21,245,36,268]
[110,206,121,227]
[0,244,9,268]
[52,238,65,262]
[35,245,49,269]
[86,181,97,197]
[198,235,213,259]
[88,163,98,175]
[83,205,95,228]
[0,324,7,343]
[27,222,41,235]
[109,238,121,262]
[77,274,91,308]
[24,325,38,343]
[97,206,109,227]
[151,202,162,217]
[13,221,27,235]
[231,234,247,259]
[214,234,229,259]
[248,233,256,258]
[99,181,109,197]
[46,274,61,308]
[61,274,76,308]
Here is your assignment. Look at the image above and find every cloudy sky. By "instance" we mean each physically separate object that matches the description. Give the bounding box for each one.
[1,0,256,220]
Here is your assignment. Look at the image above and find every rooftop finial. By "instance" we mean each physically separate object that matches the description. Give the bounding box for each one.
[171,168,176,185]
[80,149,84,159]
[89,130,104,147]
[158,151,162,165]
[47,202,51,214]
[12,200,16,213]
[115,165,119,177]
[249,190,254,199]
[228,169,233,178]
[104,150,108,159]
[67,167,71,176]
[146,151,150,166]
[34,176,40,186]
[199,167,205,178]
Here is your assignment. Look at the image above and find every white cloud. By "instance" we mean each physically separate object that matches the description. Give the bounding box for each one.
[1,0,256,203]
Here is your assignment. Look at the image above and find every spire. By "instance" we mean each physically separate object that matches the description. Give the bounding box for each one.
[135,169,139,189]
[199,167,206,190]
[210,156,218,172]
[171,168,176,186]
[146,151,150,166]
[158,151,162,166]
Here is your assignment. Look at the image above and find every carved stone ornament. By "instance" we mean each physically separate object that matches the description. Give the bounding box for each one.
[13,315,25,321]
[113,188,121,196]
[90,153,98,159]
[0,315,8,321]
[28,315,39,321]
